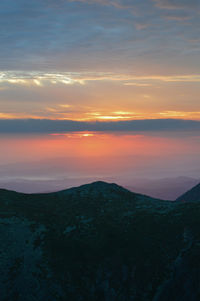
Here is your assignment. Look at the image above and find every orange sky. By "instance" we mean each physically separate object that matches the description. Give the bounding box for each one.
[0,71,199,122]
[1,131,199,163]
[0,132,199,192]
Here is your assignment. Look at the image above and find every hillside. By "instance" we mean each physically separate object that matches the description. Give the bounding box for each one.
[0,181,200,301]
[176,182,200,202]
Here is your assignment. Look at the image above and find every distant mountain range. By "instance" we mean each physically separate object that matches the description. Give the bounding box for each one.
[0,173,199,200]
[0,181,200,300]
[125,176,200,200]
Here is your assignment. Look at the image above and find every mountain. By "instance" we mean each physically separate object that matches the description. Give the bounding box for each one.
[0,181,200,300]
[126,177,200,200]
[176,182,200,202]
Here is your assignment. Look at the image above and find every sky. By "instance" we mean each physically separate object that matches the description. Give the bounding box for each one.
[0,0,200,121]
[0,0,199,195]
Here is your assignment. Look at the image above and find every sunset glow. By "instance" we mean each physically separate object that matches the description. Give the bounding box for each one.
[0,131,199,194]
[0,69,200,121]
[0,0,199,193]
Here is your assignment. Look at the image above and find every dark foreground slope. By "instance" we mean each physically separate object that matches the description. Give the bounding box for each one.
[0,181,200,301]
[176,182,200,202]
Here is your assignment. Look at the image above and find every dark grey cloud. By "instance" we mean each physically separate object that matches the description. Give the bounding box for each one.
[0,119,200,133]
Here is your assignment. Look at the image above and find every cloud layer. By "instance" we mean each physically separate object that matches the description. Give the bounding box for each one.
[0,119,200,133]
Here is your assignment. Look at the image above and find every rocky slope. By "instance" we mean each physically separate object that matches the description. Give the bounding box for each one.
[0,181,200,301]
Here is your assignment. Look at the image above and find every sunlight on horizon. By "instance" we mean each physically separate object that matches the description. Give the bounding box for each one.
[0,131,199,194]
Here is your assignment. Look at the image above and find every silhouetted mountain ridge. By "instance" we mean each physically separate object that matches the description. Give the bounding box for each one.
[0,181,200,300]
[60,181,130,194]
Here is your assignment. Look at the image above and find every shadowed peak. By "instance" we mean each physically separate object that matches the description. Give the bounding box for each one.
[58,181,132,197]
[82,181,126,190]
[176,182,200,202]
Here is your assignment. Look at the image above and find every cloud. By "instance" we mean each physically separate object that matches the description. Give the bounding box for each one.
[70,0,200,11]
[1,107,200,122]
[0,118,200,133]
[164,15,191,21]
[153,0,200,10]
[0,0,199,73]
[124,83,152,86]
[0,71,85,87]
[0,0,199,123]
[1,71,200,88]
[68,0,135,9]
